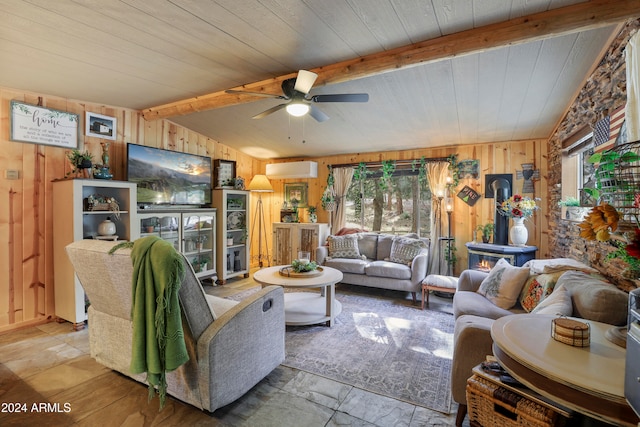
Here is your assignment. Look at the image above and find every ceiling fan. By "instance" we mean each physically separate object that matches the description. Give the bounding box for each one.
[225,70,368,122]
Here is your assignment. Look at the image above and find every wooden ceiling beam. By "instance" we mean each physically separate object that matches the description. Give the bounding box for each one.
[143,0,640,121]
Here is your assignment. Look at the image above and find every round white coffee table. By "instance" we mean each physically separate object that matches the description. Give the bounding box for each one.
[492,314,638,426]
[253,265,343,327]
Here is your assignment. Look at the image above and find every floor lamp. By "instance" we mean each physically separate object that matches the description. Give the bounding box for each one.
[445,197,454,276]
[248,174,273,268]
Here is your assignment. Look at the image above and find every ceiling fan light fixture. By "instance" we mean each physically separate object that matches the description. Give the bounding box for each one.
[286,102,309,117]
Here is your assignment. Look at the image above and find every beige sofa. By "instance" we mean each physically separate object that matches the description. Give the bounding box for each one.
[450,258,629,426]
[65,239,285,412]
[315,232,429,302]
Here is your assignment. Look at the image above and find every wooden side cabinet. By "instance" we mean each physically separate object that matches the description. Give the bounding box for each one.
[53,179,138,329]
[272,223,329,265]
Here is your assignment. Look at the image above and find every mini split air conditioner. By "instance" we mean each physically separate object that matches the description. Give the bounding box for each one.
[266,161,318,179]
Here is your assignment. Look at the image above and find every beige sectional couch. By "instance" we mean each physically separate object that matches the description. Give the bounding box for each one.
[316,232,429,301]
[450,258,629,426]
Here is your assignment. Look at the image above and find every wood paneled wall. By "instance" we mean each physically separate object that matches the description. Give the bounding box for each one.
[0,85,548,333]
[263,139,549,275]
[0,86,259,333]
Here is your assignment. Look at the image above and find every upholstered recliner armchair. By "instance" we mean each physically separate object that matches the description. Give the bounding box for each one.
[65,239,285,412]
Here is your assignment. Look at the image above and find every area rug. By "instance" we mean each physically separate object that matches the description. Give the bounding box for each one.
[223,285,455,413]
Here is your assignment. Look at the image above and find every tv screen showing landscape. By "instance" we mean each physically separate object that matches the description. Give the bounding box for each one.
[127,143,212,206]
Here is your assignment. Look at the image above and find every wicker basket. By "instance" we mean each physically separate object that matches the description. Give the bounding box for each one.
[467,375,564,427]
[551,318,590,347]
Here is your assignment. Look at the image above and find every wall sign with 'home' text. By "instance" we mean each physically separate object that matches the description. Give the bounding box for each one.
[10,101,78,148]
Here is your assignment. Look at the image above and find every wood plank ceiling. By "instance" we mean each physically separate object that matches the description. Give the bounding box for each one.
[1,0,638,159]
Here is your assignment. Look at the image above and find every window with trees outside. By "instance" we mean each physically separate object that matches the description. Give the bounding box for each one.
[342,162,433,236]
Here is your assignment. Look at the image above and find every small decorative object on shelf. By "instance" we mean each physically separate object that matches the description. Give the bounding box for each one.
[234,176,245,190]
[195,234,207,250]
[100,141,110,166]
[233,250,241,271]
[85,194,120,220]
[98,217,116,236]
[308,205,317,223]
[93,165,113,180]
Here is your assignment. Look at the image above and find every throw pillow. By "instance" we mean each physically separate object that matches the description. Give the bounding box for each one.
[522,258,598,275]
[389,236,426,265]
[555,271,629,326]
[531,284,572,316]
[327,234,362,259]
[477,258,530,309]
[518,271,565,312]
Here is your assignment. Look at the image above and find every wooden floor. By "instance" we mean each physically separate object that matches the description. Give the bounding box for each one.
[0,272,463,426]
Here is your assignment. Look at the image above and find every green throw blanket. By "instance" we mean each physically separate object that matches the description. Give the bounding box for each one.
[124,236,189,408]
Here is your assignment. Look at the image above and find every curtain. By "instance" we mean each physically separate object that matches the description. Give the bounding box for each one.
[626,31,640,142]
[426,161,450,275]
[332,167,354,234]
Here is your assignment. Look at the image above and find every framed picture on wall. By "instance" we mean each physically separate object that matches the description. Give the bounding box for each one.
[284,182,308,208]
[86,112,116,140]
[213,159,236,188]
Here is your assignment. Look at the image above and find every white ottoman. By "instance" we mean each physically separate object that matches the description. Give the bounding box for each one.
[422,274,458,309]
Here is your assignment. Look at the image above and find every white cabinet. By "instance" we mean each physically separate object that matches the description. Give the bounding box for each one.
[272,223,329,265]
[213,189,250,284]
[53,179,138,329]
[137,209,217,281]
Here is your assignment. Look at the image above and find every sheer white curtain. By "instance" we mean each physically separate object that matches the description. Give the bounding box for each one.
[626,31,640,142]
[332,167,355,234]
[426,161,450,275]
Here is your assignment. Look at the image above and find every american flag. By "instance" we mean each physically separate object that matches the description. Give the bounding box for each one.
[594,105,625,152]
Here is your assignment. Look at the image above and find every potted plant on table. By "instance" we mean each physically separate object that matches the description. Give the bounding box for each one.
[558,196,588,221]
[475,223,494,243]
[67,149,94,178]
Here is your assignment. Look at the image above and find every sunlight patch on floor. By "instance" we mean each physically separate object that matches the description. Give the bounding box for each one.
[352,311,437,350]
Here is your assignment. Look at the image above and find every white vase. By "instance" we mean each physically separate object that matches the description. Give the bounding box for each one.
[309,213,317,223]
[509,217,528,246]
[98,217,116,236]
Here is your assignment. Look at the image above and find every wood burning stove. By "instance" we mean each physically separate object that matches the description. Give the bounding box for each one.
[465,242,537,271]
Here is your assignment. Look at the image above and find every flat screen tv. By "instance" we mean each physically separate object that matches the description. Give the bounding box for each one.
[126,143,212,206]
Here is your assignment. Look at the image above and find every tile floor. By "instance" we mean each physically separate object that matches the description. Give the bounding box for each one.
[0,287,465,427]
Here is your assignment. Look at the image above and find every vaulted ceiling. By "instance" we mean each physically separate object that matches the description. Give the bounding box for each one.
[2,1,639,159]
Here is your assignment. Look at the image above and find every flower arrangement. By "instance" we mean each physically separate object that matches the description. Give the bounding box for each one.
[498,195,539,219]
[578,197,640,278]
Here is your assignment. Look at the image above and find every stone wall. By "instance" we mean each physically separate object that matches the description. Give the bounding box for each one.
[548,19,640,292]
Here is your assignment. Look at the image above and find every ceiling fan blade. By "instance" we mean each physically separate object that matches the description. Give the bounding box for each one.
[309,105,330,122]
[226,89,284,99]
[294,70,318,94]
[252,103,287,119]
[311,93,369,103]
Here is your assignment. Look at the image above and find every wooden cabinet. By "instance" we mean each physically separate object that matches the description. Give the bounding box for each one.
[272,223,329,265]
[137,209,217,281]
[53,179,138,329]
[213,189,250,284]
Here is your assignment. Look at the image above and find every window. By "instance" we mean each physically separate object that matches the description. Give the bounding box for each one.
[342,164,432,235]
[561,128,595,207]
